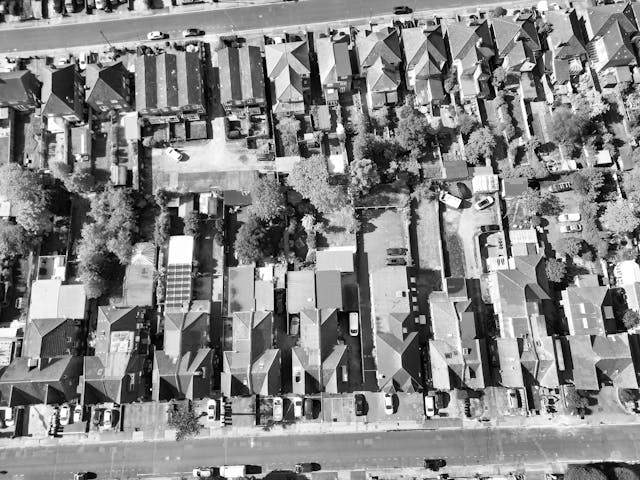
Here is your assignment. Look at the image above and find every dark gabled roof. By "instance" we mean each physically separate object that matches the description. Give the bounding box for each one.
[163,309,209,358]
[218,46,266,106]
[0,70,40,107]
[82,353,146,405]
[316,34,352,86]
[85,62,129,109]
[587,2,638,39]
[41,64,82,117]
[445,20,494,72]
[546,10,587,59]
[376,331,421,393]
[153,348,212,401]
[492,16,541,60]
[402,26,447,79]
[357,27,402,69]
[24,318,79,359]
[367,58,401,93]
[265,41,310,79]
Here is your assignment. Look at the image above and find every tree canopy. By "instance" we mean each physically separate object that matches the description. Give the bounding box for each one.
[572,169,605,202]
[458,113,480,137]
[549,108,584,150]
[601,199,640,234]
[250,176,286,222]
[183,211,203,238]
[465,127,496,165]
[545,258,567,283]
[623,309,640,330]
[288,155,346,213]
[234,215,273,264]
[395,106,434,158]
[0,221,30,259]
[167,404,202,442]
[565,465,607,480]
[0,164,51,235]
[522,189,562,216]
[555,236,583,258]
[349,158,380,198]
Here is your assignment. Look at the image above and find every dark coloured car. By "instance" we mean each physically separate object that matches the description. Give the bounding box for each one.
[386,247,407,256]
[182,28,204,37]
[424,459,446,471]
[355,394,366,416]
[393,5,412,14]
[479,224,500,233]
[386,257,407,266]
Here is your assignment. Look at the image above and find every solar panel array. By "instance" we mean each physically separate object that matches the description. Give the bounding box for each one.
[165,263,192,309]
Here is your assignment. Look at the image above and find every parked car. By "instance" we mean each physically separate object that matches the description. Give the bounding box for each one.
[384,393,394,415]
[182,28,204,37]
[355,394,366,416]
[91,408,104,427]
[165,146,183,161]
[207,399,217,422]
[95,0,104,9]
[560,224,583,233]
[273,396,283,422]
[479,224,500,233]
[295,463,314,474]
[386,257,407,266]
[341,365,348,383]
[424,395,436,418]
[507,388,519,409]
[386,247,407,256]
[293,396,304,418]
[147,30,166,40]
[290,314,300,336]
[59,404,71,426]
[438,191,462,209]
[473,195,495,211]
[349,312,359,336]
[548,181,572,193]
[393,5,412,14]
[557,213,581,222]
[304,398,314,420]
[192,467,215,478]
[73,473,87,480]
[102,409,113,429]
[424,459,446,471]
[73,405,83,423]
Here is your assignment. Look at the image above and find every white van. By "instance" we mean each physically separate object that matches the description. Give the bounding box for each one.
[438,191,463,209]
[424,395,436,418]
[349,312,359,336]
[219,465,246,478]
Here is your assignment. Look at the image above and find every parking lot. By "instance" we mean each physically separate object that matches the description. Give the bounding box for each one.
[361,208,409,272]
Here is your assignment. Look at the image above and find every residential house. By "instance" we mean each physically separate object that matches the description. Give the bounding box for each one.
[544,9,587,84]
[356,26,402,109]
[165,236,194,312]
[221,310,281,396]
[370,267,421,392]
[401,25,448,105]
[265,40,311,114]
[135,51,205,117]
[0,356,83,406]
[489,255,550,339]
[566,333,639,390]
[291,309,348,394]
[23,318,83,359]
[495,335,560,388]
[228,266,274,315]
[85,62,132,114]
[153,302,212,401]
[0,70,40,112]
[41,64,84,122]
[218,46,267,113]
[28,279,88,322]
[560,274,614,336]
[491,13,541,72]
[428,291,489,391]
[585,3,639,87]
[444,19,494,99]
[315,32,353,105]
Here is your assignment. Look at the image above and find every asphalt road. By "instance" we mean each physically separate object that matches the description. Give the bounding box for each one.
[2,424,640,479]
[0,0,493,53]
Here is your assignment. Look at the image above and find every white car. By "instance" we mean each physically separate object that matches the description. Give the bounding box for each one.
[59,404,71,426]
[102,409,113,430]
[293,396,303,418]
[507,388,519,409]
[147,31,166,41]
[384,393,394,415]
[0,407,14,427]
[560,224,583,233]
[557,213,581,222]
[438,191,462,209]
[165,146,184,161]
[273,396,283,422]
[73,404,83,423]
[207,399,217,422]
[192,467,214,478]
[349,312,359,336]
[473,195,494,211]
[424,395,436,418]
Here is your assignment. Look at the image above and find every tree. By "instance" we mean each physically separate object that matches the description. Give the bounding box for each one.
[349,158,379,198]
[545,258,567,283]
[465,127,496,165]
[0,164,51,235]
[572,168,605,201]
[555,236,583,257]
[564,387,589,412]
[490,6,507,16]
[411,179,439,201]
[521,189,562,216]
[370,105,389,130]
[492,66,507,89]
[623,309,640,330]
[64,169,96,194]
[457,113,480,137]
[167,404,202,442]
[500,163,549,180]
[183,211,203,238]
[572,91,609,121]
[619,389,637,404]
[601,199,640,234]
[154,209,171,246]
[234,215,272,264]
[565,465,606,480]
[444,67,459,94]
[88,187,137,264]
[288,155,346,213]
[549,108,584,151]
[395,106,433,158]
[250,177,286,222]
[0,222,29,259]
[612,466,640,480]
